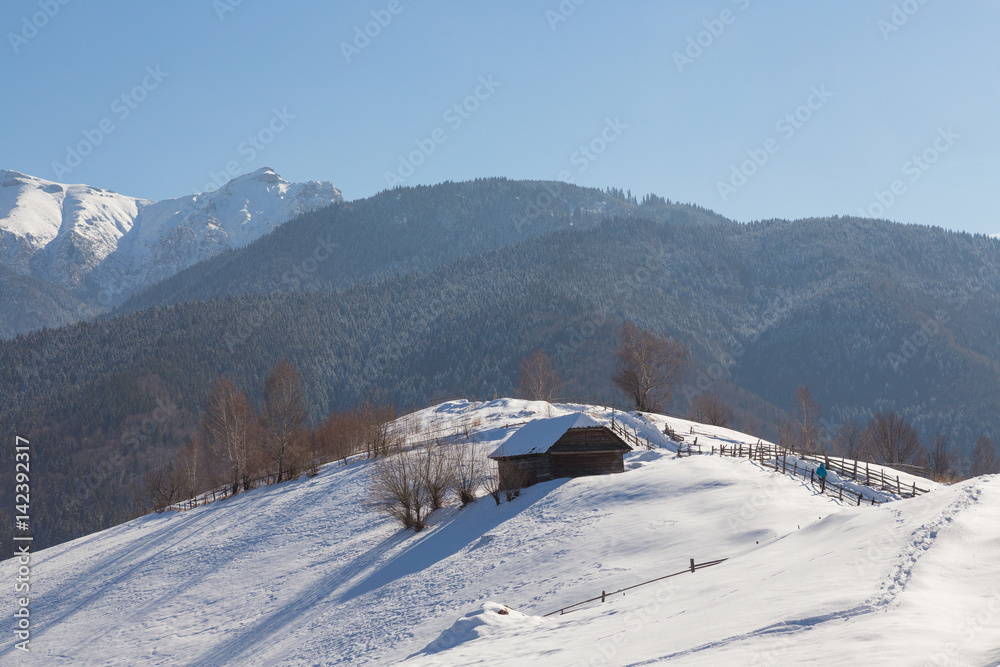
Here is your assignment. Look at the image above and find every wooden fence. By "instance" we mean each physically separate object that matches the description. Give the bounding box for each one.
[798,453,929,497]
[609,418,657,451]
[679,441,873,505]
[544,557,728,617]
[677,439,930,504]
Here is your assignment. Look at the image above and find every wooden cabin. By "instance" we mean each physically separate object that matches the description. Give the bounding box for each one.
[489,413,632,489]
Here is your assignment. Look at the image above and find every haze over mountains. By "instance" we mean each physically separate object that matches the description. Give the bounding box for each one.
[0,167,342,335]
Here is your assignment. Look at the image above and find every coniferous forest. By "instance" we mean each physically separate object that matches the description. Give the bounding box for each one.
[2,179,999,549]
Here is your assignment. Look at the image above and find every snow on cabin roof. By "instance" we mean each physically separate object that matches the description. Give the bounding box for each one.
[489,412,604,458]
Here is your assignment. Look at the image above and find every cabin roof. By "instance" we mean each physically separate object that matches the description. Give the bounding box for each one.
[489,412,605,458]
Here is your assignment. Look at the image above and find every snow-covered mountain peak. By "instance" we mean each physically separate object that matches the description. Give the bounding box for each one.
[0,168,342,305]
[233,166,285,186]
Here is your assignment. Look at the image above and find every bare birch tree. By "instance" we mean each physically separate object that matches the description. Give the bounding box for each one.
[795,385,823,453]
[518,349,561,401]
[612,322,690,412]
[263,360,307,483]
[203,377,258,495]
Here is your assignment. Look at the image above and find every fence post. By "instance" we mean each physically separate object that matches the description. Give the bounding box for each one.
[602,591,606,603]
[896,476,901,494]
[690,558,695,573]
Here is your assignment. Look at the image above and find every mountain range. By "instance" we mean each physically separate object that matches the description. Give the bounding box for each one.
[0,167,342,333]
[0,174,998,551]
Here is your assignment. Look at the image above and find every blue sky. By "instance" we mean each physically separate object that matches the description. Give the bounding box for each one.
[3,0,998,233]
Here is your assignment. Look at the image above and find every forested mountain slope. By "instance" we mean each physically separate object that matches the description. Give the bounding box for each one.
[115,179,728,313]
[2,213,998,549]
[0,264,97,338]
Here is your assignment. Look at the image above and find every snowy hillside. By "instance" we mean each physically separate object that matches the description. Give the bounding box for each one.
[2,399,997,666]
[0,168,342,304]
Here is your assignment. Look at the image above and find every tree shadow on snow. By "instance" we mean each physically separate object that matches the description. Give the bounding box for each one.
[338,480,568,604]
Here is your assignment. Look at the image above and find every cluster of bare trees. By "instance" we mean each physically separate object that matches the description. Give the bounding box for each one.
[368,432,492,531]
[688,379,998,481]
[831,411,998,480]
[142,361,309,510]
[141,361,400,512]
[689,393,735,428]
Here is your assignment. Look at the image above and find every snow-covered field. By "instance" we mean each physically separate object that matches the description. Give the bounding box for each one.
[2,399,998,666]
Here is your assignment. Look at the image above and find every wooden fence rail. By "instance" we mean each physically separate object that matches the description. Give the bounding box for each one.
[677,441,884,506]
[798,453,929,497]
[544,557,729,617]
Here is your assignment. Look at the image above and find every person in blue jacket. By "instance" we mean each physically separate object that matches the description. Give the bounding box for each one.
[816,463,828,492]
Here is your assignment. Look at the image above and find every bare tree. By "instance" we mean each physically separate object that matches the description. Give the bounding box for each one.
[176,433,205,499]
[612,322,690,412]
[740,414,761,439]
[969,436,999,477]
[777,418,797,450]
[928,432,956,480]
[483,461,503,506]
[861,411,925,467]
[419,441,454,510]
[689,393,734,428]
[140,463,185,512]
[451,438,484,507]
[312,409,354,466]
[263,360,307,483]
[833,420,865,459]
[361,402,400,459]
[518,349,562,401]
[203,377,258,495]
[795,385,823,453]
[369,449,430,531]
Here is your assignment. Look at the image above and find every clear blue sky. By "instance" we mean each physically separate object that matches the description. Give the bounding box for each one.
[3,0,998,233]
